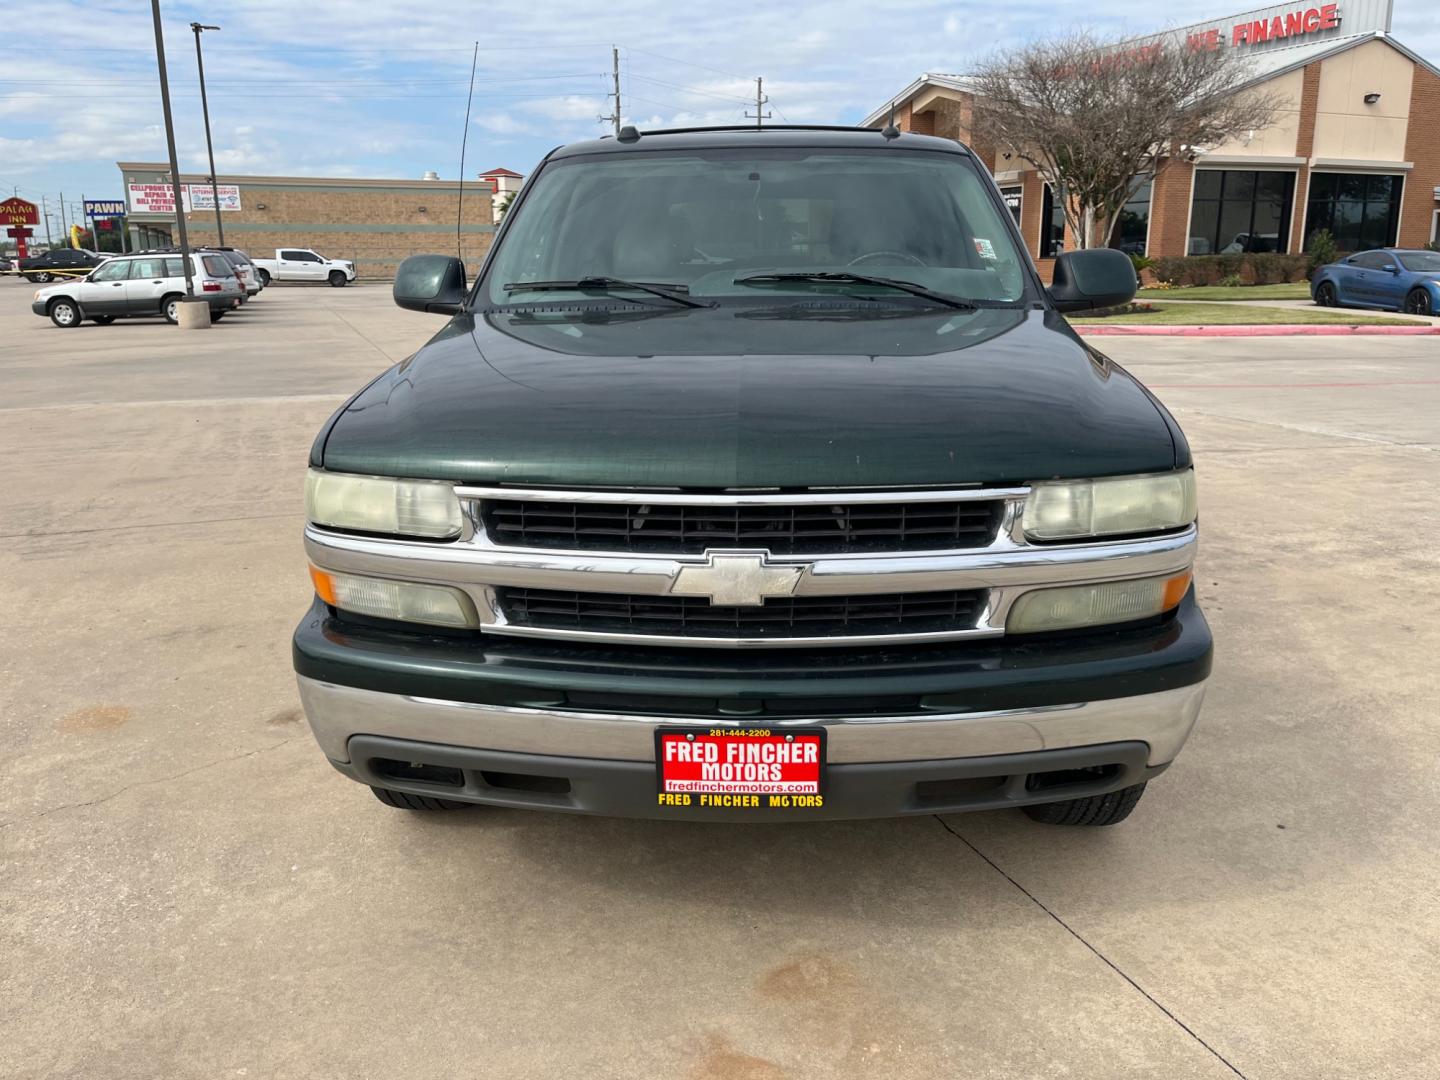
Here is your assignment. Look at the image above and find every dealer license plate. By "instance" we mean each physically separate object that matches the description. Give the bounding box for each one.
[654,727,826,811]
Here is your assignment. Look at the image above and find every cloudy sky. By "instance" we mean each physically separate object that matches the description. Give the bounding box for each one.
[4,0,1439,229]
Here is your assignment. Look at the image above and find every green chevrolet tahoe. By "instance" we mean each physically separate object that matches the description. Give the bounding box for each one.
[293,126,1211,825]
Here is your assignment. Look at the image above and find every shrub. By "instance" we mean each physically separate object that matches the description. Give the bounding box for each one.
[1306,229,1338,277]
[1218,274,1244,287]
[1148,253,1309,287]
[1128,253,1156,273]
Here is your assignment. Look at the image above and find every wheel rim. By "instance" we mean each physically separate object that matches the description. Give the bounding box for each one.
[54,304,75,325]
[1319,284,1335,306]
[1407,291,1431,315]
[166,301,178,321]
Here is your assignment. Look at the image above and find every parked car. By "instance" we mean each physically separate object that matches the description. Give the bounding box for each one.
[252,248,355,287]
[17,247,107,283]
[294,125,1209,826]
[30,249,244,326]
[1312,248,1440,315]
[201,246,263,298]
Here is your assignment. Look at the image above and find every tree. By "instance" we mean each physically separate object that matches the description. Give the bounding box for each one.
[496,192,516,220]
[970,31,1284,250]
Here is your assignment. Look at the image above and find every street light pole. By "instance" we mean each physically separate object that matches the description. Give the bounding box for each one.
[190,22,224,247]
[150,0,193,298]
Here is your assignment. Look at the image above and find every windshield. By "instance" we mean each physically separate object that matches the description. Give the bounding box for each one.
[485,148,1029,308]
[1397,251,1440,273]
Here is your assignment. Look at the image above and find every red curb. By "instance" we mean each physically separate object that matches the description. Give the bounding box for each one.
[1074,324,1440,337]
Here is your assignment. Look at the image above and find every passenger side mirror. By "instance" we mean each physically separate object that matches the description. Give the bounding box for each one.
[1381,263,1398,274]
[1047,248,1138,313]
[394,254,467,314]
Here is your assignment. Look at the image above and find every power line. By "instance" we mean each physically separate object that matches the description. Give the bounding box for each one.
[620,45,751,83]
[627,72,751,104]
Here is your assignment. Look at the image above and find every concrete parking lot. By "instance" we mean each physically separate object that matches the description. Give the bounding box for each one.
[3,278,1437,1079]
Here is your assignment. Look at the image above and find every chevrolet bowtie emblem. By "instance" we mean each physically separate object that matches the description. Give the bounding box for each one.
[670,551,805,607]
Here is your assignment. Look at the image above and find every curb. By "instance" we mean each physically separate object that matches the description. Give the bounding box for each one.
[1074,324,1440,337]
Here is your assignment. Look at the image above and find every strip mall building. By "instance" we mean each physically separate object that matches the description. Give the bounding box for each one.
[865,0,1440,271]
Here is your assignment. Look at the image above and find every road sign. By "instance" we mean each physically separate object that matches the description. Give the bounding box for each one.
[84,199,126,218]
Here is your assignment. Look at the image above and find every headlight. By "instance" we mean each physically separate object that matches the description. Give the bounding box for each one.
[310,566,477,627]
[1007,571,1191,634]
[1023,470,1196,541]
[306,469,462,539]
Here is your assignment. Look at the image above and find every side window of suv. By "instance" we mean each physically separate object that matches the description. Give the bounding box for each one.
[91,259,132,282]
[130,258,168,279]
[202,255,233,276]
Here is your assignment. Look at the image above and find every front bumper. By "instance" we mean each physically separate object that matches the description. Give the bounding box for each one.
[299,675,1206,770]
[329,733,1170,820]
[295,589,1210,818]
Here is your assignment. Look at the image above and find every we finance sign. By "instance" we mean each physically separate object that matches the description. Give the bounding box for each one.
[1156,1,1390,56]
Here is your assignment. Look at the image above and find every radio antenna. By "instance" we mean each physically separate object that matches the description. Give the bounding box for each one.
[456,41,479,261]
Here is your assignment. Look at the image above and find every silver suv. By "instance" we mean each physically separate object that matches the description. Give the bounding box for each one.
[30,250,245,327]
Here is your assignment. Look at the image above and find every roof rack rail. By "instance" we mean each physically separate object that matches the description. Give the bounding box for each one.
[612,123,888,139]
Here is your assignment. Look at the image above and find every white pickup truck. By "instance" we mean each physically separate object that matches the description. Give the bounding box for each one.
[252,248,356,287]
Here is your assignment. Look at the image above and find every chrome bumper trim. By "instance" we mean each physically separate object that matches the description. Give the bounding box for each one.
[303,524,1197,648]
[297,676,1207,769]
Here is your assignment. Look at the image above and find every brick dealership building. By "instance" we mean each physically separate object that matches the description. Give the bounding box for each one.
[114,165,523,278]
[865,0,1440,274]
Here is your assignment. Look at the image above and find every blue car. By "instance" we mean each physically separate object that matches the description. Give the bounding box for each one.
[1311,248,1440,315]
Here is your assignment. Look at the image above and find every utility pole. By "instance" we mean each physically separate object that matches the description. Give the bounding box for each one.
[150,0,194,298]
[191,22,224,246]
[59,190,68,242]
[745,77,771,129]
[599,45,621,134]
[41,195,52,246]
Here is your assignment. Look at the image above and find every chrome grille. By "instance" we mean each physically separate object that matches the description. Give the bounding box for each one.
[497,587,988,640]
[481,496,1002,554]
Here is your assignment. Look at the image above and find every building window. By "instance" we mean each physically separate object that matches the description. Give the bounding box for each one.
[1110,177,1152,256]
[1000,186,1022,228]
[1040,184,1065,258]
[1303,173,1404,251]
[1188,170,1294,255]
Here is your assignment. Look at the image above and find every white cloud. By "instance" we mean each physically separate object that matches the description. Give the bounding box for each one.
[472,113,530,135]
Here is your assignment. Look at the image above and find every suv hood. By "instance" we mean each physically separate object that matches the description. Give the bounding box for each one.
[317,306,1182,488]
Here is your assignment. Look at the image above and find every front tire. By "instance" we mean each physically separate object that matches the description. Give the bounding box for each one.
[257,268,271,286]
[328,270,348,287]
[33,271,54,283]
[1022,782,1147,826]
[1315,281,1337,307]
[370,786,472,811]
[1404,288,1434,316]
[161,294,183,325]
[48,298,81,328]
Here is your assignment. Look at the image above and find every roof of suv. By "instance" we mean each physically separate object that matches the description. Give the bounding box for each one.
[549,125,971,161]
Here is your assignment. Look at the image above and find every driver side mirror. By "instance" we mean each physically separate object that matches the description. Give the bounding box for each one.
[394,254,467,314]
[1047,248,1137,313]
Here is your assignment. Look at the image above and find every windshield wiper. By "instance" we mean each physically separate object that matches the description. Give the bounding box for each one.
[733,271,976,310]
[503,276,710,309]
